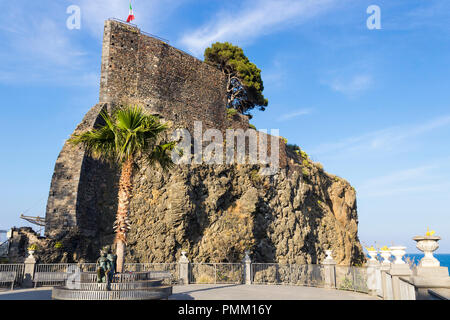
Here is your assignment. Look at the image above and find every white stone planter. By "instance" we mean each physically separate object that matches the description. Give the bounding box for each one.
[380,250,392,265]
[243,251,251,263]
[180,250,188,263]
[390,246,407,265]
[325,250,333,261]
[413,236,441,267]
[25,249,37,263]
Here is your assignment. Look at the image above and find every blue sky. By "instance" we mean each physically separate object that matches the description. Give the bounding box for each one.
[0,0,449,253]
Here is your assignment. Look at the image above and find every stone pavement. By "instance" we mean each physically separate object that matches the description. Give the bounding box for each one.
[170,284,379,300]
[0,287,52,300]
[0,284,379,300]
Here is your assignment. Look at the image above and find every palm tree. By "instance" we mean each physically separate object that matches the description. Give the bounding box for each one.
[69,105,175,272]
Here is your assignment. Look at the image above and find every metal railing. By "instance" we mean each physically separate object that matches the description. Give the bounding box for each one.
[0,261,372,296]
[335,266,369,293]
[0,240,9,257]
[124,263,179,284]
[35,263,97,273]
[52,286,172,300]
[34,263,97,287]
[107,17,139,28]
[252,264,326,287]
[107,18,169,43]
[0,264,24,288]
[190,263,244,284]
[106,18,201,61]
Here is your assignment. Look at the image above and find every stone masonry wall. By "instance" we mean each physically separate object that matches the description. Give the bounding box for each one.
[99,20,229,133]
[45,103,109,236]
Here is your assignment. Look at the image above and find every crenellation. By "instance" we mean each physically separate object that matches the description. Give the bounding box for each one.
[99,19,229,133]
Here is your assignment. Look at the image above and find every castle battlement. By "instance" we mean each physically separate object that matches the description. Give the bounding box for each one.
[99,19,229,133]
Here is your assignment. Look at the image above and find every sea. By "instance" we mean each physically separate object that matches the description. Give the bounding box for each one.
[405,254,450,269]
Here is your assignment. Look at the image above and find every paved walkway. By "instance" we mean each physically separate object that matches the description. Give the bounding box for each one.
[169,284,379,300]
[0,287,53,300]
[0,285,378,300]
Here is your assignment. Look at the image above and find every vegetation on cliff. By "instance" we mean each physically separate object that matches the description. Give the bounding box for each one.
[204,42,268,116]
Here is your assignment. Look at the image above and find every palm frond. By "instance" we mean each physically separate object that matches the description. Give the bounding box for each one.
[148,141,177,171]
[68,105,176,167]
[68,123,116,161]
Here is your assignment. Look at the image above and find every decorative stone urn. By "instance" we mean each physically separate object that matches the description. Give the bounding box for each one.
[26,249,36,262]
[380,250,392,265]
[24,247,37,265]
[367,250,378,262]
[180,251,189,263]
[413,236,441,267]
[243,251,251,263]
[390,246,407,265]
[324,250,333,261]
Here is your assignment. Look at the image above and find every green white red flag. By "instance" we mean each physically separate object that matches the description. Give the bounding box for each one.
[127,2,135,23]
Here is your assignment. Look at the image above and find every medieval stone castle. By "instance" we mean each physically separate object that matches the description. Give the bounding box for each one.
[44,19,364,265]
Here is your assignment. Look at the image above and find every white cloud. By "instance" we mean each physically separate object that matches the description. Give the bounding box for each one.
[328,74,373,96]
[277,109,312,122]
[179,0,337,56]
[0,1,186,85]
[358,161,450,198]
[310,115,450,157]
[384,1,450,32]
[0,3,93,85]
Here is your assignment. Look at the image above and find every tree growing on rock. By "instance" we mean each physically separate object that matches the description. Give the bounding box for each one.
[69,106,175,272]
[204,42,268,117]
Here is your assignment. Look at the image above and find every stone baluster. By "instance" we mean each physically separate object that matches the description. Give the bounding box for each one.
[379,249,392,299]
[179,251,190,285]
[23,249,37,288]
[366,249,381,296]
[389,246,412,300]
[322,250,336,289]
[243,251,252,285]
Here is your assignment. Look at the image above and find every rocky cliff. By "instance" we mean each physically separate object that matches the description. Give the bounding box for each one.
[37,104,365,266]
[123,143,364,265]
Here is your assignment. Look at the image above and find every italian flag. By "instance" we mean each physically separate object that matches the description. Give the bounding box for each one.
[126,2,135,23]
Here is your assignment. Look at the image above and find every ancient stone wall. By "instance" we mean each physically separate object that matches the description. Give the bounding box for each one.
[45,104,109,237]
[99,19,230,133]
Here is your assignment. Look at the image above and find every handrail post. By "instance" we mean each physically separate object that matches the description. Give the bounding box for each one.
[322,250,336,289]
[388,246,412,300]
[367,257,381,296]
[23,250,37,288]
[179,251,190,285]
[243,251,252,285]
